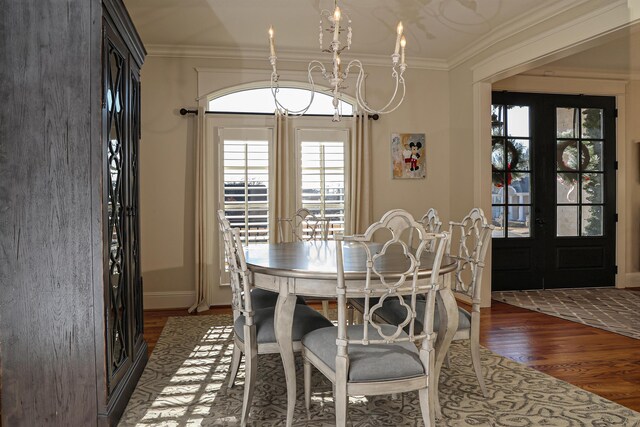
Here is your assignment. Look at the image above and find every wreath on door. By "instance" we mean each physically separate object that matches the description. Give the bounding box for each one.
[491,139,526,187]
[556,140,591,184]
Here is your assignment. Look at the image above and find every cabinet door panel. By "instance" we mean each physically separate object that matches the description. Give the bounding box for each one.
[103,19,133,394]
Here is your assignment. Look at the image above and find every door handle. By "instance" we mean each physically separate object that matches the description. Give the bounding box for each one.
[535,218,545,225]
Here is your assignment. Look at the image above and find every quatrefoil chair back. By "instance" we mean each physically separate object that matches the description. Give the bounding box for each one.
[408,208,443,250]
[301,209,450,427]
[217,210,331,427]
[349,208,443,322]
[277,207,329,243]
[371,207,494,398]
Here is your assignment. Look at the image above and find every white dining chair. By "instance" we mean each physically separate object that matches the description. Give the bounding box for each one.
[278,207,332,317]
[408,208,443,250]
[371,208,494,397]
[218,212,333,427]
[301,209,450,427]
[350,208,443,324]
[277,207,329,242]
[218,210,304,311]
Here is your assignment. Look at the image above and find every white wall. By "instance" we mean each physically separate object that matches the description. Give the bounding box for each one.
[139,56,450,307]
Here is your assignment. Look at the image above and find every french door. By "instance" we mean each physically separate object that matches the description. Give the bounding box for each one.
[491,92,616,291]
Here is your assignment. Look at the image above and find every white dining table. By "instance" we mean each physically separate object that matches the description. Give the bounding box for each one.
[244,240,459,427]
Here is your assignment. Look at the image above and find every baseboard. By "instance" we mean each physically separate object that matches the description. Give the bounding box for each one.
[143,291,195,309]
[625,273,640,288]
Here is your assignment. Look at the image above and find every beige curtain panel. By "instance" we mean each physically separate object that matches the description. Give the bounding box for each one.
[272,111,295,242]
[348,112,373,234]
[190,106,215,313]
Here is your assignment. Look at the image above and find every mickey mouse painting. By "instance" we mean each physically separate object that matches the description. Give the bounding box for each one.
[406,141,422,171]
[391,132,426,179]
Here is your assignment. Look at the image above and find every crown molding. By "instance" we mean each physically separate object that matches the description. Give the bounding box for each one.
[145,44,449,71]
[448,0,595,69]
[522,67,640,81]
[472,0,635,83]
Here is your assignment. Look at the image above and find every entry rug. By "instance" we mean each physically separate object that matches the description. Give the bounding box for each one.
[119,315,640,426]
[493,288,640,340]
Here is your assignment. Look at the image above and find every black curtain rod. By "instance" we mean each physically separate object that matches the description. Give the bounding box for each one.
[179,108,379,121]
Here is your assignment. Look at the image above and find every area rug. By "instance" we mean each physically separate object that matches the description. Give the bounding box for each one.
[119,314,640,426]
[493,288,640,340]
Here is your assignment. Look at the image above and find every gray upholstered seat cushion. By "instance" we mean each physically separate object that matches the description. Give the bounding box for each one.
[234,304,332,344]
[250,288,306,310]
[373,298,471,335]
[302,324,425,383]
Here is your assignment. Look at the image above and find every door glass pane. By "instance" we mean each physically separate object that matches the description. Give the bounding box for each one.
[491,139,506,170]
[508,206,530,238]
[492,206,505,237]
[491,105,505,136]
[582,206,603,236]
[581,109,603,139]
[557,140,579,171]
[557,173,578,204]
[507,106,529,137]
[582,173,603,204]
[583,140,603,171]
[510,139,530,171]
[492,173,506,200]
[557,206,578,236]
[557,107,578,138]
[510,173,531,202]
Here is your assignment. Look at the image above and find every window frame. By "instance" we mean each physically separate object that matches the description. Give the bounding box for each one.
[207,81,357,117]
[294,124,351,237]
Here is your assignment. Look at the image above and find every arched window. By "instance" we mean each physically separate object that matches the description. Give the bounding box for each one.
[208,86,354,116]
[212,84,353,246]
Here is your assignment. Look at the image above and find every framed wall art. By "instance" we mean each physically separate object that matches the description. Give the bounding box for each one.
[391,132,426,179]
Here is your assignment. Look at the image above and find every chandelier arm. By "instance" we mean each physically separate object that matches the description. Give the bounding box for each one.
[349,60,405,115]
[271,82,314,116]
[352,60,398,114]
[269,63,326,116]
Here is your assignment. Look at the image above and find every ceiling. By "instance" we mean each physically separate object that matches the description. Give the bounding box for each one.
[125,0,566,62]
[124,0,639,77]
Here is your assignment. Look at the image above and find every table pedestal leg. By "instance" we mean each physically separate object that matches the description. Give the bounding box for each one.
[433,287,458,419]
[274,279,297,427]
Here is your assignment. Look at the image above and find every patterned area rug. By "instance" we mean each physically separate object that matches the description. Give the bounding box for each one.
[119,315,640,426]
[493,288,640,340]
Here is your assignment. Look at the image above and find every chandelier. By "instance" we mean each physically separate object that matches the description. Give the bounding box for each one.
[268,1,407,121]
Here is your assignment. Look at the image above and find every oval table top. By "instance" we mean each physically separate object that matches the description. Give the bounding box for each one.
[244,240,456,280]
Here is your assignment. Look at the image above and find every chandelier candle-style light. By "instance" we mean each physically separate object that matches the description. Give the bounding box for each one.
[268,1,407,121]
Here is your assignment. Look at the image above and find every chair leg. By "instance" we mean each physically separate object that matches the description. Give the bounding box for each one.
[228,344,242,388]
[470,319,487,397]
[322,300,330,318]
[334,386,347,427]
[418,387,434,427]
[335,356,348,427]
[304,353,312,419]
[240,326,257,427]
[443,351,450,369]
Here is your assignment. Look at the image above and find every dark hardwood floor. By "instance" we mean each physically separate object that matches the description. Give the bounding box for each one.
[143,297,640,413]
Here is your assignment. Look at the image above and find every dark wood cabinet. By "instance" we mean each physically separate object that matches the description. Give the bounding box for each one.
[99,0,147,423]
[0,1,146,425]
